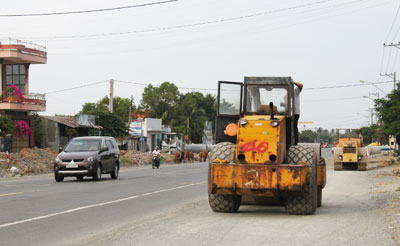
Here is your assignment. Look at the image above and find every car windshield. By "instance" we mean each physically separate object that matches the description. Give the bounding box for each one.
[246,85,288,114]
[64,139,100,152]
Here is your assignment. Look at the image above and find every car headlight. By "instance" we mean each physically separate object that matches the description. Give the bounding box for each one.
[85,156,94,163]
[239,118,248,125]
[338,155,343,160]
[271,121,279,127]
[358,155,362,160]
[55,156,62,164]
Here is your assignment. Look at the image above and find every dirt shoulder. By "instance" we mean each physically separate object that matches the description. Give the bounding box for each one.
[369,163,400,244]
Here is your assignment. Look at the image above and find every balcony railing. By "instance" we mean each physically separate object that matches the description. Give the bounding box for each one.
[0,38,47,61]
[0,92,46,111]
[28,92,46,100]
[0,38,46,52]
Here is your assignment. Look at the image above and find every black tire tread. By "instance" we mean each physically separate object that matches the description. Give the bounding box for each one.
[55,173,64,182]
[110,163,119,179]
[208,142,241,213]
[93,165,102,181]
[209,194,241,213]
[209,142,236,163]
[285,145,317,215]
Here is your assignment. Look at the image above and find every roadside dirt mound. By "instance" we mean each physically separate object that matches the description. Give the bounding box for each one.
[368,155,395,170]
[120,151,177,166]
[0,147,56,177]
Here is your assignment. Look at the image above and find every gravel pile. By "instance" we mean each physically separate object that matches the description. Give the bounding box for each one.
[0,147,57,177]
[120,151,176,166]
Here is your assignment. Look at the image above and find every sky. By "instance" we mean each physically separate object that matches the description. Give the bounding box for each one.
[1,0,399,130]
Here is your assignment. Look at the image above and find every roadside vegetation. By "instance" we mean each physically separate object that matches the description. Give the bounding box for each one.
[80,82,216,143]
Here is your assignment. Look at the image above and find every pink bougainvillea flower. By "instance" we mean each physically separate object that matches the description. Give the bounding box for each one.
[14,120,31,137]
[9,84,24,106]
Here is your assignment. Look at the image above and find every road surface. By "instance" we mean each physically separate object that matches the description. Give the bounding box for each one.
[0,154,396,246]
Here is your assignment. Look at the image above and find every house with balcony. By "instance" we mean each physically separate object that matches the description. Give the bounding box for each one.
[0,39,47,152]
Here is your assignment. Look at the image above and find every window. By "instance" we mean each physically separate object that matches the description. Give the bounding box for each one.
[246,86,288,114]
[219,83,242,115]
[5,64,26,94]
[106,140,114,150]
[64,139,100,152]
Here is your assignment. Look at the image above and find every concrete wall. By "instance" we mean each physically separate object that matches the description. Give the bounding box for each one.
[41,117,60,151]
[143,118,162,135]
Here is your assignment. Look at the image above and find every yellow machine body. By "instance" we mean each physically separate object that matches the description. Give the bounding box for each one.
[209,115,326,197]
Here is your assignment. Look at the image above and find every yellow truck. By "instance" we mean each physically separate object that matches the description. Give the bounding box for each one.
[333,129,368,171]
[208,77,326,215]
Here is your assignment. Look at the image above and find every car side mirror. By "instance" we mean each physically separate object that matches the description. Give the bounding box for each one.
[100,146,109,152]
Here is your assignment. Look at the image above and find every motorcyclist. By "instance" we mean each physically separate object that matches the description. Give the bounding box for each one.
[152,146,161,168]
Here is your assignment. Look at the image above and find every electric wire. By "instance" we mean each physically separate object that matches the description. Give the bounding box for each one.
[303,80,392,90]
[384,1,400,42]
[43,79,393,96]
[44,80,108,95]
[35,0,388,57]
[0,0,178,17]
[10,0,335,40]
[391,48,399,72]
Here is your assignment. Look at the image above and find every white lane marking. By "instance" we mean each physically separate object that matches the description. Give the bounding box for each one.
[0,181,205,229]
[0,192,23,197]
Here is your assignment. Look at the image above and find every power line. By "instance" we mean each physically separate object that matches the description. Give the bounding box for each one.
[43,79,394,96]
[384,2,400,42]
[302,96,363,103]
[0,0,178,17]
[304,80,392,90]
[44,80,108,95]
[12,0,334,40]
[115,80,216,91]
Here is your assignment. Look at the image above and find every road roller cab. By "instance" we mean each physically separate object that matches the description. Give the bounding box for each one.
[208,77,326,215]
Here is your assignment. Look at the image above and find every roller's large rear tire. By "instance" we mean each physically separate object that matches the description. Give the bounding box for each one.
[285,173,317,215]
[208,142,241,213]
[208,142,236,164]
[285,145,318,215]
[209,194,242,213]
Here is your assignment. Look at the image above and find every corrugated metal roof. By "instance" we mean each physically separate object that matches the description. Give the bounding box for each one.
[41,115,102,129]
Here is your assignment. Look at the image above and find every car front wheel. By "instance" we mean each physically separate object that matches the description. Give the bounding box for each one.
[93,164,102,181]
[55,173,64,182]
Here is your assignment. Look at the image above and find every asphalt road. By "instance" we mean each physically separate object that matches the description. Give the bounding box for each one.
[0,154,396,246]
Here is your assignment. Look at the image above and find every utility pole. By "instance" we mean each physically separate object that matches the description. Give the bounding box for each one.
[383,42,400,90]
[367,108,375,125]
[380,72,396,90]
[128,96,133,125]
[109,79,114,113]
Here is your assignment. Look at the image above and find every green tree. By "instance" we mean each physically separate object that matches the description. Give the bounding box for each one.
[375,88,400,143]
[33,113,44,147]
[170,92,216,143]
[80,97,131,137]
[139,82,217,143]
[96,112,128,137]
[81,96,131,123]
[299,130,317,143]
[315,128,335,144]
[0,115,13,137]
[139,82,180,124]
[360,124,380,145]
